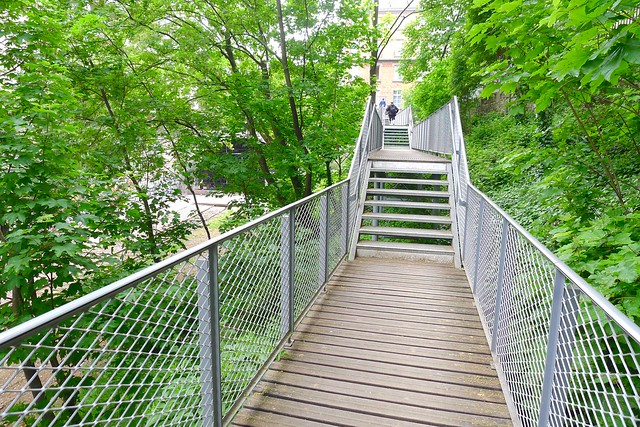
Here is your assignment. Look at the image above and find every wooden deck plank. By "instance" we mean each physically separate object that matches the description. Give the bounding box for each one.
[288,340,497,377]
[297,317,491,354]
[330,271,472,288]
[328,276,469,291]
[294,328,491,364]
[328,274,475,295]
[238,394,429,427]
[326,286,474,307]
[247,383,510,427]
[296,322,487,356]
[308,302,484,332]
[279,349,503,390]
[330,269,471,287]
[302,309,486,341]
[304,300,477,319]
[231,258,512,426]
[252,382,510,427]
[231,408,328,427]
[268,359,507,404]
[260,371,511,420]
[314,295,484,326]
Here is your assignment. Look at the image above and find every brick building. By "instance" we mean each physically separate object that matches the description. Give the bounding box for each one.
[374,0,417,109]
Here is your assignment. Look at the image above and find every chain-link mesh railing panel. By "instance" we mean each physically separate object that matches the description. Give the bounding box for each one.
[368,111,383,151]
[411,120,426,151]
[411,102,454,155]
[348,113,371,240]
[394,107,411,126]
[292,198,322,320]
[434,107,454,155]
[456,185,467,253]
[549,285,640,426]
[1,253,210,427]
[217,217,284,416]
[473,204,504,331]
[327,185,346,273]
[462,188,482,276]
[496,229,555,426]
[439,96,640,427]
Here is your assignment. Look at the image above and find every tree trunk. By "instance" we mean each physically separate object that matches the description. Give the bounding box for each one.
[276,0,312,197]
[369,0,380,107]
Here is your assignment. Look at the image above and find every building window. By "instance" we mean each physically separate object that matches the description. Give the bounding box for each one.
[393,64,402,82]
[393,90,402,108]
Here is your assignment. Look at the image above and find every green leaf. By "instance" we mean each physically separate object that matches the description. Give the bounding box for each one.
[498,1,523,13]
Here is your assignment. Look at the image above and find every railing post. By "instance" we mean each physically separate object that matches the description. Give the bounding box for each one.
[341,184,348,256]
[319,194,329,286]
[196,247,222,427]
[472,198,485,294]
[539,270,578,426]
[491,218,510,352]
[424,119,431,151]
[280,209,295,338]
[462,184,471,265]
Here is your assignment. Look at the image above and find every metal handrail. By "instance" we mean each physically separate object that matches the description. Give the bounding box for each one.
[467,182,640,343]
[0,181,348,350]
[413,97,640,426]
[0,176,352,426]
[394,106,412,126]
[3,96,639,427]
[0,96,382,427]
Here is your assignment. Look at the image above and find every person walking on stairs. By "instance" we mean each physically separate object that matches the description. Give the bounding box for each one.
[386,102,398,123]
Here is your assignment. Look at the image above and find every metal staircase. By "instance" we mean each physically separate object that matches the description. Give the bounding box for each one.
[382,125,410,147]
[353,152,457,263]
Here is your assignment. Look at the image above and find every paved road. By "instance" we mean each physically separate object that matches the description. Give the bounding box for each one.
[170,193,242,223]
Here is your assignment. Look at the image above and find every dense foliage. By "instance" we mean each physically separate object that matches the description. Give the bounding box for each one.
[403,0,640,321]
[1,0,374,329]
[1,1,375,422]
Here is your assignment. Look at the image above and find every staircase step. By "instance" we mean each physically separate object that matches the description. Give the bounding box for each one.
[367,188,449,198]
[356,241,455,255]
[364,200,450,210]
[384,125,410,130]
[369,166,448,175]
[359,226,452,240]
[368,177,448,186]
[361,212,451,224]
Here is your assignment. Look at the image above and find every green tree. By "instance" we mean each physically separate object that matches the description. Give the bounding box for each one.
[401,0,482,118]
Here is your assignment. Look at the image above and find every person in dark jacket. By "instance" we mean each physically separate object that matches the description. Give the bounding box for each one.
[386,102,398,123]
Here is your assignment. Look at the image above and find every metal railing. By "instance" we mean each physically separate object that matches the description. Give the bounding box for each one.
[394,106,412,126]
[4,95,638,427]
[411,102,455,155]
[0,180,351,426]
[347,99,383,259]
[413,97,640,426]
[0,95,384,427]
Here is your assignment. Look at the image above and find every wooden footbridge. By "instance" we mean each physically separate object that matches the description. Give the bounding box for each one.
[1,99,638,427]
[234,258,512,426]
